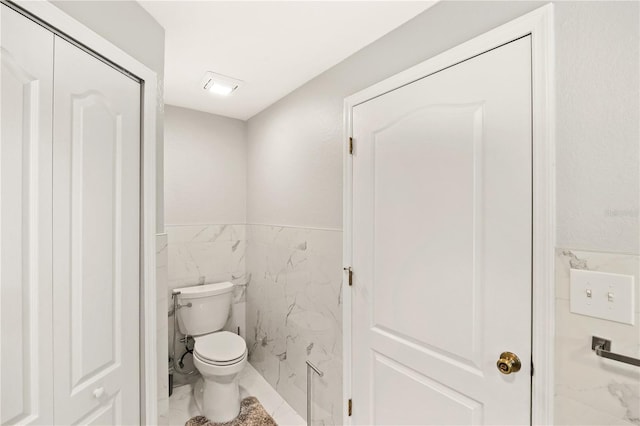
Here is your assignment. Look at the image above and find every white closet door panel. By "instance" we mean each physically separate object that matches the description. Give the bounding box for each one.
[0,5,54,425]
[52,37,141,425]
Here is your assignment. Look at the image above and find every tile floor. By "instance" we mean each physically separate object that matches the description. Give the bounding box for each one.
[167,364,305,426]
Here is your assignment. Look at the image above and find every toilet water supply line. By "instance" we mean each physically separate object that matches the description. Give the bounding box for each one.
[306,360,324,426]
[170,290,196,375]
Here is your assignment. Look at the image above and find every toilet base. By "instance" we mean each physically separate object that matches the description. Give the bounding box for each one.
[193,375,241,423]
[193,378,205,415]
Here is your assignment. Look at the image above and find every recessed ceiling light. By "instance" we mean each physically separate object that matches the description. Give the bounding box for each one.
[201,71,243,96]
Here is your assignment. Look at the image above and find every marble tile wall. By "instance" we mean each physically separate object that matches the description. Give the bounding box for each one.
[157,233,169,424]
[555,249,640,425]
[166,224,249,383]
[246,224,343,426]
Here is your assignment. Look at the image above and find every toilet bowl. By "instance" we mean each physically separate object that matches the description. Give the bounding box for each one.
[175,282,247,422]
[192,331,248,423]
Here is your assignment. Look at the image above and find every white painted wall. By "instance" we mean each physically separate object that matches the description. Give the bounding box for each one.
[555,1,639,254]
[51,1,164,74]
[51,0,167,231]
[247,1,640,255]
[247,1,546,230]
[165,105,246,225]
[245,2,640,424]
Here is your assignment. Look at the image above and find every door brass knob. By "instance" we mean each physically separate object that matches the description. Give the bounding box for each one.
[497,352,521,375]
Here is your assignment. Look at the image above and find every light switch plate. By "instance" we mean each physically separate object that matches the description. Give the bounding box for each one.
[570,269,635,325]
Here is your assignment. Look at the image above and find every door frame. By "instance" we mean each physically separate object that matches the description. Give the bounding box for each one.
[4,0,160,423]
[342,4,555,425]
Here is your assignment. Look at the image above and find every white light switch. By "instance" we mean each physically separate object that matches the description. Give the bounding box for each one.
[570,269,635,325]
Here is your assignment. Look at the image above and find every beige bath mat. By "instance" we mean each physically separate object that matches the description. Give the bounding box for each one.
[185,396,277,426]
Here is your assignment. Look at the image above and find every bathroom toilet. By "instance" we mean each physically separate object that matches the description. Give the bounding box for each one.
[176,282,247,423]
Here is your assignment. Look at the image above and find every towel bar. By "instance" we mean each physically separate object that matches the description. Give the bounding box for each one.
[592,336,640,367]
[306,361,324,425]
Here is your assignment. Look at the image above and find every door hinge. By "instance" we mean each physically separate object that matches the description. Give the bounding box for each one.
[348,398,353,416]
[344,267,353,286]
[348,137,354,155]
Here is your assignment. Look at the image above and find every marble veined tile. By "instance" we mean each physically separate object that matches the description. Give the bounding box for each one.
[556,395,637,426]
[246,224,343,425]
[157,233,169,269]
[167,225,247,282]
[167,383,199,426]
[555,248,640,425]
[167,224,233,244]
[555,299,640,422]
[231,239,247,274]
[168,242,231,281]
[167,223,341,424]
[157,233,169,425]
[230,224,246,242]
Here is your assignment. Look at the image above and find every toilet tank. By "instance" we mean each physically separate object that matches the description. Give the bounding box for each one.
[175,282,233,336]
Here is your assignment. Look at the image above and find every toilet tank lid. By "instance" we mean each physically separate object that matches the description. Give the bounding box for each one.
[177,282,233,299]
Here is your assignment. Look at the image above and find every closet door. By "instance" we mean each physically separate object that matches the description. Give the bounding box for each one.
[52,38,141,425]
[0,6,54,425]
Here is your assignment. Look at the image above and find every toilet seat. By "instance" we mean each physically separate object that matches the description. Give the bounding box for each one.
[194,331,247,365]
[194,350,247,366]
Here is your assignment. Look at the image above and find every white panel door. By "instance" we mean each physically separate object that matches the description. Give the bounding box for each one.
[52,38,141,425]
[351,37,532,425]
[0,6,54,425]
